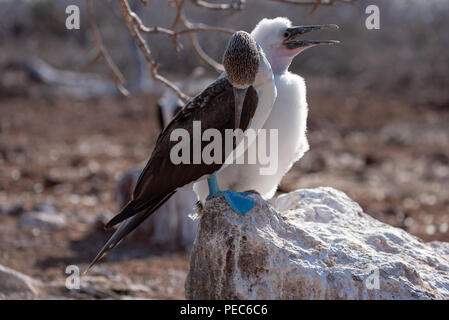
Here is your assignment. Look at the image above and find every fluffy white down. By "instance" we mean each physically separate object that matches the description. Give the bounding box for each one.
[194,17,310,204]
[250,17,292,54]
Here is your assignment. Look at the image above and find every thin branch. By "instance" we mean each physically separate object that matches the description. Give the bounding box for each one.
[169,0,186,54]
[133,20,235,59]
[91,0,356,101]
[178,17,234,36]
[189,33,224,73]
[130,15,183,53]
[118,0,191,103]
[271,0,353,4]
[189,0,245,11]
[86,0,129,96]
[170,0,185,29]
[271,0,357,14]
[132,22,234,38]
[79,50,102,73]
[120,0,232,74]
[180,14,226,73]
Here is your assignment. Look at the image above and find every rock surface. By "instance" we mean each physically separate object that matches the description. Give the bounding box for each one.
[0,264,42,298]
[185,187,449,299]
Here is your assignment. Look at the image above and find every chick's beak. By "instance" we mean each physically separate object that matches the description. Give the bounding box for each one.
[283,24,340,50]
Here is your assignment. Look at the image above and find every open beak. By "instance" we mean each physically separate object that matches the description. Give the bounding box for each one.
[283,24,340,50]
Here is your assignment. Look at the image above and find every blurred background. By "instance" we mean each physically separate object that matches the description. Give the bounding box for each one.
[0,0,448,299]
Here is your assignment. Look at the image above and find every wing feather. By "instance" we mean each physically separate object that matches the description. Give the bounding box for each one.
[108,78,258,228]
[89,78,258,269]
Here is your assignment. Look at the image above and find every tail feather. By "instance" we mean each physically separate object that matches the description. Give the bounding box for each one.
[105,195,160,229]
[86,191,176,273]
[85,209,148,274]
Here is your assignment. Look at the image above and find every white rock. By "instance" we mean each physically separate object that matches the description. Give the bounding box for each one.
[185,187,449,300]
[19,211,67,230]
[0,264,42,298]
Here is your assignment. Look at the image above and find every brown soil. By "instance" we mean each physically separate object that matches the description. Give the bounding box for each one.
[1,77,448,299]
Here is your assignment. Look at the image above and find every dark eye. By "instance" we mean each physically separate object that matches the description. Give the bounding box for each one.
[283,31,290,38]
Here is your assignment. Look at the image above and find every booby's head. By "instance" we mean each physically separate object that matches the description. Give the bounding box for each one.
[223,31,260,89]
[251,17,339,74]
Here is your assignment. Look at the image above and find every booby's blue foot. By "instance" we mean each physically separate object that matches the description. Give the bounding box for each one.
[206,173,256,215]
[222,190,255,215]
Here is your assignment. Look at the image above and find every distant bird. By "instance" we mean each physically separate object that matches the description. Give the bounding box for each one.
[87,30,276,270]
[194,17,339,203]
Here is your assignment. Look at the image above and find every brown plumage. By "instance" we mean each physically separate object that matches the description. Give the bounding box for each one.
[87,31,261,271]
[87,79,258,271]
[108,78,258,228]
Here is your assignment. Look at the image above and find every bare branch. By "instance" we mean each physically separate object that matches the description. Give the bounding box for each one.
[130,15,183,53]
[119,0,233,74]
[178,16,234,36]
[180,14,228,73]
[170,0,185,29]
[118,0,191,103]
[271,0,353,4]
[128,10,234,38]
[90,0,356,100]
[189,33,224,73]
[79,50,102,73]
[270,0,357,14]
[133,21,234,40]
[189,0,245,11]
[86,0,129,96]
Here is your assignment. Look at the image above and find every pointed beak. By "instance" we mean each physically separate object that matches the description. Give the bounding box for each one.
[283,24,340,50]
[233,87,248,129]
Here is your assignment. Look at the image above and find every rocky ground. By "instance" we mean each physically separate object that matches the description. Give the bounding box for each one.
[0,77,448,299]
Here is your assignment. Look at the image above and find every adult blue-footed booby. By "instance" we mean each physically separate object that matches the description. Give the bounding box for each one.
[194,17,339,204]
[87,31,276,270]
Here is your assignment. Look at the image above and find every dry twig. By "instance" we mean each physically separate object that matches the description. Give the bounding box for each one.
[118,0,191,103]
[189,0,245,11]
[88,0,355,100]
[86,0,129,96]
[271,0,356,14]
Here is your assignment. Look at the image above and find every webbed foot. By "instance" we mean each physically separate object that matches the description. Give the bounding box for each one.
[206,173,256,215]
